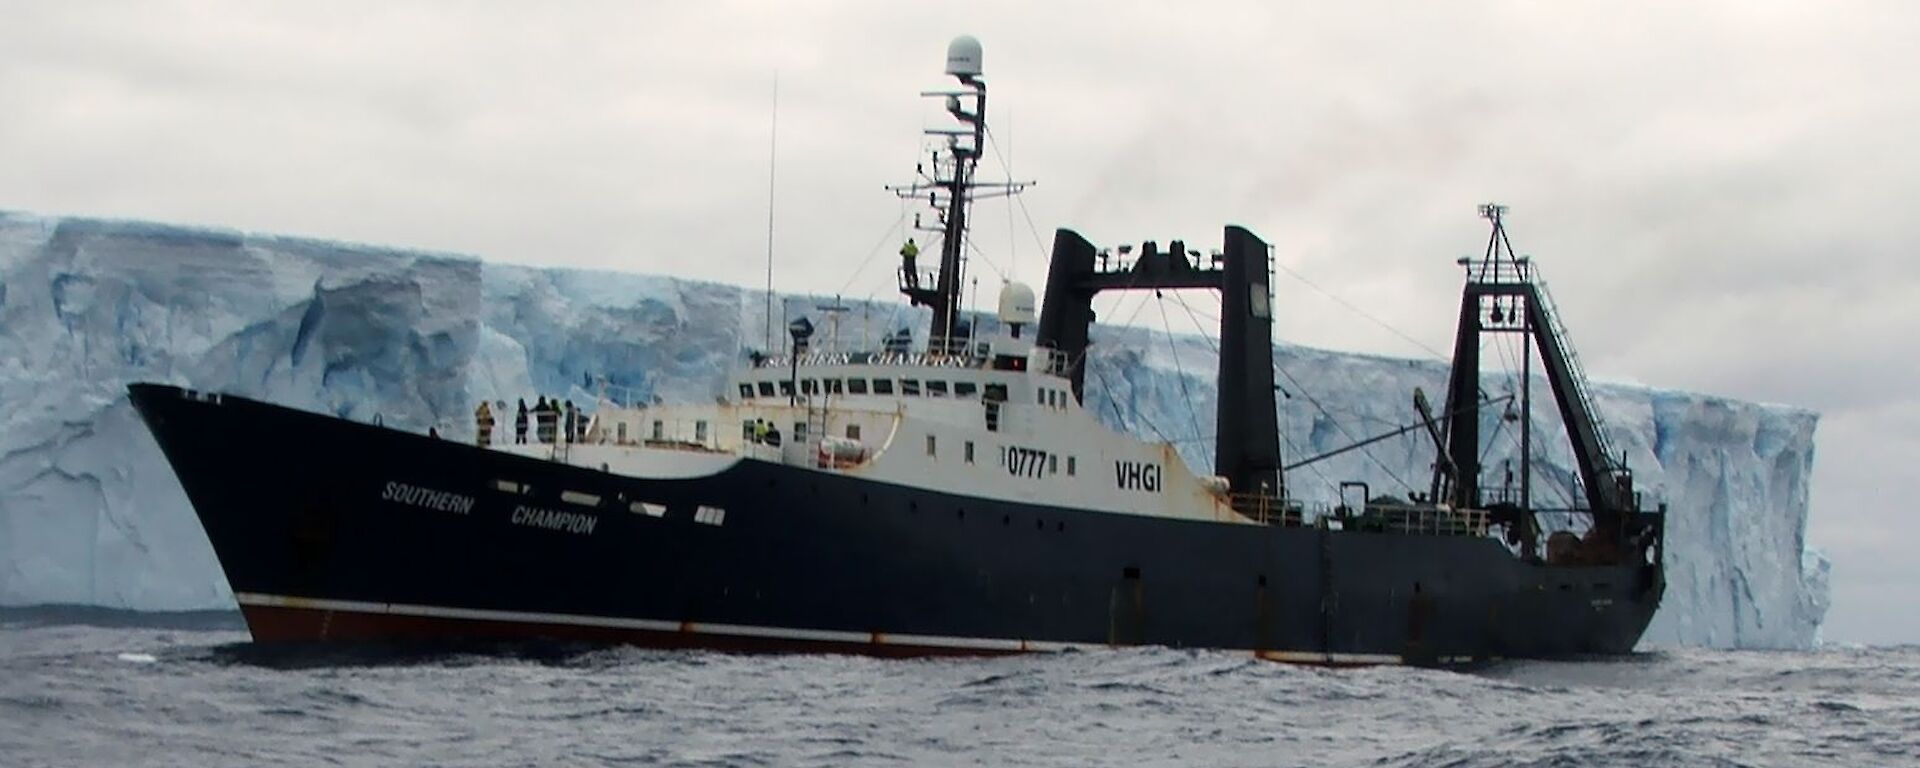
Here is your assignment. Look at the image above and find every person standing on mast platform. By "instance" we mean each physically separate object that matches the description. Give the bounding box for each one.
[900,238,920,290]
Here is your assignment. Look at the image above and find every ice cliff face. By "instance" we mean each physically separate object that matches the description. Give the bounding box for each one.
[0,212,1827,649]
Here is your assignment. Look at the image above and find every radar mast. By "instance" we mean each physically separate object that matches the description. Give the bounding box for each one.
[887,35,1032,353]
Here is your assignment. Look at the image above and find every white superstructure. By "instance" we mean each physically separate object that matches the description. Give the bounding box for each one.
[494,283,1249,525]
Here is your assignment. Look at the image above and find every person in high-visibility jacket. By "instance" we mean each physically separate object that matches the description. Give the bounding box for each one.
[474,401,495,446]
[900,238,920,289]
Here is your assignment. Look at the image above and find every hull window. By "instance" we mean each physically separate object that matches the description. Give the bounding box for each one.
[631,501,667,517]
[695,420,709,442]
[694,506,727,526]
[926,435,937,457]
[964,441,975,464]
[493,479,529,495]
[847,424,862,440]
[561,490,602,507]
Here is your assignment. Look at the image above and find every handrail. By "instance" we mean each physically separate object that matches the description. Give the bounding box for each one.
[1226,494,1490,536]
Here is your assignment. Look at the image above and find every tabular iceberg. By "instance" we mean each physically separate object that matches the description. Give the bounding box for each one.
[0,212,1827,648]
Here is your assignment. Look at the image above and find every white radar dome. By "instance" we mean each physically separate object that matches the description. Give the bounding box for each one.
[997,281,1036,325]
[945,35,983,77]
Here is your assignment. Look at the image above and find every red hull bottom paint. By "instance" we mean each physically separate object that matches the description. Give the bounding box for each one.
[238,605,1017,659]
[235,602,1413,667]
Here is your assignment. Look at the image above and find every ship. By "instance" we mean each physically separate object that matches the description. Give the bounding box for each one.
[129,36,1664,665]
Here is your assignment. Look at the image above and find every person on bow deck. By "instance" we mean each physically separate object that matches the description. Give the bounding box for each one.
[474,401,494,446]
[563,400,577,444]
[514,398,529,444]
[534,396,554,443]
[900,238,920,289]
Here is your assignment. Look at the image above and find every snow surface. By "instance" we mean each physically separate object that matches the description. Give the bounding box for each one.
[0,212,1827,649]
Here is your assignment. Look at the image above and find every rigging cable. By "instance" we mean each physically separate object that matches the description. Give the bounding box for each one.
[984,127,1054,262]
[1269,259,1450,362]
[1170,290,1417,496]
[1155,292,1214,468]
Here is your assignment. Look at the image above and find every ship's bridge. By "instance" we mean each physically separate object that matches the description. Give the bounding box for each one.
[731,342,1074,414]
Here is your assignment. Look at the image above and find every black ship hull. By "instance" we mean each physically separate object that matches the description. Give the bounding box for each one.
[130,384,1661,664]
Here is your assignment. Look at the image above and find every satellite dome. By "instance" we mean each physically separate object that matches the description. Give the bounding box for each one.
[997,281,1036,326]
[945,35,982,77]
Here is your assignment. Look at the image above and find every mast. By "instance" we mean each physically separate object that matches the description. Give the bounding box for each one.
[889,36,1030,353]
[1438,204,1641,544]
[1035,228,1283,506]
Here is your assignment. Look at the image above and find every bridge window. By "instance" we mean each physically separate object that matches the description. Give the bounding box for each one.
[825,379,844,395]
[737,383,753,399]
[928,381,949,397]
[873,379,894,395]
[757,381,776,397]
[954,381,978,397]
[848,378,869,395]
[779,381,794,397]
[801,379,819,395]
[902,379,921,396]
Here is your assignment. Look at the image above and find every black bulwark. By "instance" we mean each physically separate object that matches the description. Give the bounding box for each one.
[1035,226,1281,501]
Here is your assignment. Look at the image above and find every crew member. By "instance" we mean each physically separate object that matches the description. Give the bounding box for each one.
[563,400,577,444]
[534,396,554,443]
[752,418,770,444]
[514,399,529,444]
[900,238,920,289]
[474,401,494,446]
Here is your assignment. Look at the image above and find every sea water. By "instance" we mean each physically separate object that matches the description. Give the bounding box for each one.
[1,616,1911,767]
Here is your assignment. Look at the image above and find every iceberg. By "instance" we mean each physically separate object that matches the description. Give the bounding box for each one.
[0,212,1827,648]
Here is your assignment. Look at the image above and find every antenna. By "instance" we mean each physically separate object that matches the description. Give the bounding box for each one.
[763,73,780,351]
[886,35,1033,355]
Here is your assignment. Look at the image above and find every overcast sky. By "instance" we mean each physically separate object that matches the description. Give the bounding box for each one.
[4,2,1916,644]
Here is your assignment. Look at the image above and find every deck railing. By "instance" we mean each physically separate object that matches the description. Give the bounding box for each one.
[1230,494,1490,536]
